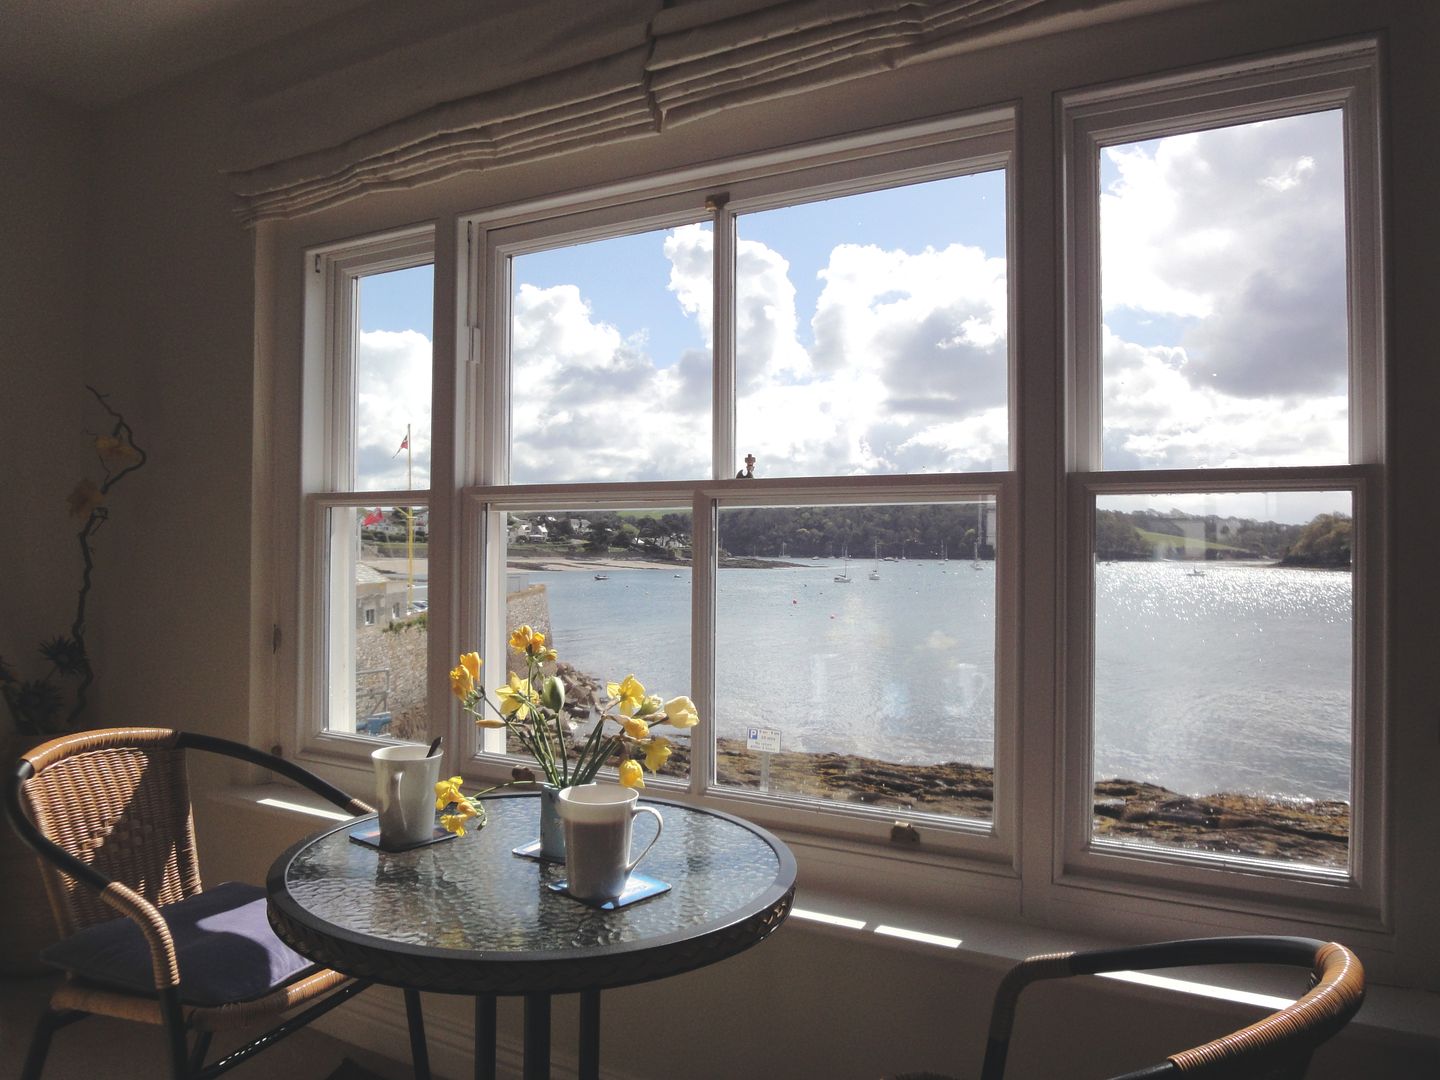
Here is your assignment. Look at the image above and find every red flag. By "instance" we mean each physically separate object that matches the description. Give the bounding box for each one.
[393,434,409,457]
[361,508,384,526]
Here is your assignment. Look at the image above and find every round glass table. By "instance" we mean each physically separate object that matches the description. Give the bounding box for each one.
[267,792,796,1080]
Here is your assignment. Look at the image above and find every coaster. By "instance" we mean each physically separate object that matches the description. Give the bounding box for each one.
[349,822,459,853]
[512,839,565,864]
[546,873,671,910]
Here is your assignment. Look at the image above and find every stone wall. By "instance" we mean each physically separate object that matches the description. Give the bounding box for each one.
[349,583,555,740]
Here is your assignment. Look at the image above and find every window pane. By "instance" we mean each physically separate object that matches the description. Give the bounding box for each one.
[355,265,433,491]
[1091,492,1352,868]
[511,226,712,484]
[1100,111,1348,468]
[713,500,997,822]
[493,508,694,781]
[735,173,1008,478]
[324,504,430,742]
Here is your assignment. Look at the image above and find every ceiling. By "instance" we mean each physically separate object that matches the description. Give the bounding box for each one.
[0,0,379,109]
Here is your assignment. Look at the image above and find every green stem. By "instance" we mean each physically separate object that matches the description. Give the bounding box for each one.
[574,709,613,780]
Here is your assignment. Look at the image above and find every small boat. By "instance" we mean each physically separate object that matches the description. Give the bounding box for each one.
[594,573,609,581]
[869,541,880,580]
[1186,568,1206,577]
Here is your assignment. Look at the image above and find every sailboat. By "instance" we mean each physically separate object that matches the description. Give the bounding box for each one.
[834,547,851,583]
[869,541,880,581]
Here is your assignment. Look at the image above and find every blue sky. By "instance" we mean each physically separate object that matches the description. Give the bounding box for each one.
[359,264,433,338]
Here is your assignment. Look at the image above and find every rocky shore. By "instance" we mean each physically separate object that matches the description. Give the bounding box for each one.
[506,670,1350,871]
[682,739,1347,869]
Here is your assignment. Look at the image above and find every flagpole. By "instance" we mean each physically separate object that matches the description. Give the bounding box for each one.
[405,423,414,614]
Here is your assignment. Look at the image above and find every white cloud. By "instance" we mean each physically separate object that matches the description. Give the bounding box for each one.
[1101,327,1347,470]
[734,237,1009,476]
[1100,110,1348,401]
[355,329,431,491]
[510,282,710,483]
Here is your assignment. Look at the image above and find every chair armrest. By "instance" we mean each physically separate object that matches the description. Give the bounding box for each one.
[1167,942,1365,1075]
[176,732,375,815]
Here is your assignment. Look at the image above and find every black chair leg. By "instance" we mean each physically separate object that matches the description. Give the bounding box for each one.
[187,1030,214,1075]
[21,1008,84,1080]
[404,988,431,1080]
[160,987,190,1079]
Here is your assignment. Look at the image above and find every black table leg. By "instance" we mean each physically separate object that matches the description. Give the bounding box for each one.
[522,993,551,1080]
[474,994,496,1080]
[578,990,601,1080]
[404,989,431,1080]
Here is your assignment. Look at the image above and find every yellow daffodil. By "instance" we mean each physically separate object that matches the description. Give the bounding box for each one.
[607,674,646,716]
[66,478,104,518]
[496,672,537,719]
[618,759,645,789]
[644,737,673,773]
[449,637,683,791]
[94,435,141,468]
[450,662,475,701]
[662,696,700,728]
[508,625,552,657]
[440,811,473,836]
[435,776,466,810]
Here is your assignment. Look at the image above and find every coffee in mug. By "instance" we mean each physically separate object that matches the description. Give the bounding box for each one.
[556,785,664,901]
[372,744,442,848]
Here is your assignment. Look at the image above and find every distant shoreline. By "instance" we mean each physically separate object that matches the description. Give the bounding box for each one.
[507,552,811,572]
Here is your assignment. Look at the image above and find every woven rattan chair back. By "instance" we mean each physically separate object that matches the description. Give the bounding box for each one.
[18,729,201,938]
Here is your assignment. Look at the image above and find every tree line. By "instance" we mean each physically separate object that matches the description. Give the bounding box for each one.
[1096,508,1351,566]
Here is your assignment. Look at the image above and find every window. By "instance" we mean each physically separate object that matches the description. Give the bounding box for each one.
[1061,41,1383,910]
[465,110,1015,857]
[295,40,1384,926]
[305,229,435,747]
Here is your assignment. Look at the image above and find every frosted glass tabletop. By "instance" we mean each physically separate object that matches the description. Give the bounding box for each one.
[267,792,796,995]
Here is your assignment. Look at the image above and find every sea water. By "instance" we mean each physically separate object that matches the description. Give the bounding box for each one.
[537,559,1351,802]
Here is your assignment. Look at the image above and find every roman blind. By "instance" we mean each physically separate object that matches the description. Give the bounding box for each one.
[226,0,1125,223]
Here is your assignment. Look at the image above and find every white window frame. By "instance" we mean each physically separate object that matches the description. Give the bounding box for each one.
[286,39,1393,930]
[459,109,1020,866]
[298,225,436,759]
[1058,40,1386,923]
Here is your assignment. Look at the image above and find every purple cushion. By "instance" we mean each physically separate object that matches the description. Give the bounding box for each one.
[41,881,318,1006]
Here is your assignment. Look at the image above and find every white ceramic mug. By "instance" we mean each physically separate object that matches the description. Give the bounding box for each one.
[556,785,664,901]
[372,744,442,848]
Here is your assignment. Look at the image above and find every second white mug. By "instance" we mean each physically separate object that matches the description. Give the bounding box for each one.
[556,785,664,901]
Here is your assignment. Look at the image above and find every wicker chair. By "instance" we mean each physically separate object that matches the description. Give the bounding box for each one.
[894,936,1365,1080]
[5,727,432,1080]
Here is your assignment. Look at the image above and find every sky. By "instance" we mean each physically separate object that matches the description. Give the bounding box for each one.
[350,108,1350,523]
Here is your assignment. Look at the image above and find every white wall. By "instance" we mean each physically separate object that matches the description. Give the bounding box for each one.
[7,0,1438,1076]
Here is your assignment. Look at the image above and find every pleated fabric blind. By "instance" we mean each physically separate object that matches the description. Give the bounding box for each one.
[227,0,1072,224]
